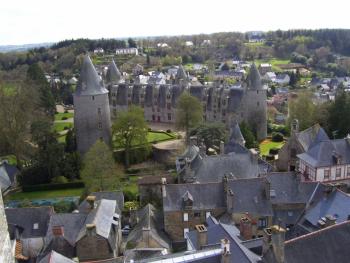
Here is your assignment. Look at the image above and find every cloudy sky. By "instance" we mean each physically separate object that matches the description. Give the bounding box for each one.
[1,0,350,45]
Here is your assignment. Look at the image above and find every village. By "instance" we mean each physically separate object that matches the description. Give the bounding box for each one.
[2,27,350,263]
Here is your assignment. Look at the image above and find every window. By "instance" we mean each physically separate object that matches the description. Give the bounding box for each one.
[324,169,330,180]
[168,113,171,121]
[257,101,260,106]
[258,218,267,229]
[112,100,116,107]
[183,213,188,222]
[336,168,342,178]
[194,212,201,218]
[98,122,102,129]
[33,223,39,230]
[98,108,101,115]
[291,148,297,158]
[206,211,211,218]
[167,103,171,110]
[113,109,117,116]
[257,90,259,94]
[347,167,350,177]
[183,228,189,237]
[92,96,95,100]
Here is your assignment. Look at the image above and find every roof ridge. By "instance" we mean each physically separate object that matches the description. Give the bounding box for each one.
[285,220,350,245]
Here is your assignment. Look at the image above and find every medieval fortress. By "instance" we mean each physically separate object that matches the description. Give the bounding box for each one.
[74,56,267,154]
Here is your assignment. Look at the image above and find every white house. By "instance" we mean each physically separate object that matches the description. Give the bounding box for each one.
[115,47,138,56]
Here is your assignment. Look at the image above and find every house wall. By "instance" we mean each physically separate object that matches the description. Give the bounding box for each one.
[277,137,304,171]
[76,234,114,261]
[0,189,14,263]
[299,160,350,182]
[164,208,226,242]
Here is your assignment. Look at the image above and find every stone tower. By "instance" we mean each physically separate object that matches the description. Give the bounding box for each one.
[244,63,267,141]
[74,55,112,154]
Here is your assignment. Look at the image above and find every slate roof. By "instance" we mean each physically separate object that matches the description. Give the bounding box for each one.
[75,55,108,96]
[176,65,188,80]
[163,183,225,212]
[247,63,262,90]
[297,138,350,167]
[106,60,122,84]
[302,189,350,228]
[295,124,329,152]
[78,191,124,214]
[226,178,273,216]
[5,206,54,239]
[39,250,75,263]
[124,248,165,262]
[126,204,170,249]
[229,121,245,145]
[187,216,261,263]
[278,221,350,263]
[0,161,18,191]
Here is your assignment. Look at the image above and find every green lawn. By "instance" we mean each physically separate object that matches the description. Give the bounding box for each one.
[53,122,73,133]
[58,135,66,143]
[0,155,17,165]
[252,58,290,72]
[54,112,74,121]
[259,139,285,156]
[122,175,139,195]
[6,188,84,200]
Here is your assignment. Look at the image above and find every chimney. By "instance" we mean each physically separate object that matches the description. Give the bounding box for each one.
[240,215,253,240]
[265,180,271,200]
[220,141,225,155]
[190,136,198,146]
[142,227,150,246]
[86,224,96,236]
[220,238,231,263]
[195,225,208,249]
[226,189,234,212]
[52,226,64,237]
[249,148,259,165]
[271,225,286,263]
[161,177,167,198]
[262,227,272,255]
[291,119,299,135]
[86,195,96,210]
[324,215,336,227]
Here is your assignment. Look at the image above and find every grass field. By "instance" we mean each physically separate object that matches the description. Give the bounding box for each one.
[53,122,73,133]
[54,112,74,121]
[252,58,290,72]
[259,139,285,156]
[6,188,84,200]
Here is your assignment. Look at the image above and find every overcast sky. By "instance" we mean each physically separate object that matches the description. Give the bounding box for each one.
[1,0,350,45]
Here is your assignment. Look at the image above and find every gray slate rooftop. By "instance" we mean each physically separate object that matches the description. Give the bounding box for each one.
[39,250,74,263]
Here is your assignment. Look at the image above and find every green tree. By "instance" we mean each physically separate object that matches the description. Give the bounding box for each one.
[128,38,137,48]
[176,92,203,144]
[112,106,149,168]
[81,140,121,192]
[65,128,77,153]
[27,63,56,116]
[288,92,316,131]
[240,121,258,149]
[328,91,350,138]
[190,122,227,151]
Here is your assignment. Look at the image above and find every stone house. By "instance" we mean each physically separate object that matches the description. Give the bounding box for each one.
[276,121,329,171]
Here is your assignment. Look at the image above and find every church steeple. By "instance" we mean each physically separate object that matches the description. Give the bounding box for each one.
[75,55,108,96]
[106,60,122,84]
[247,63,262,90]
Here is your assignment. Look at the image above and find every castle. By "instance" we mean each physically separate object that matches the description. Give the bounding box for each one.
[74,56,267,154]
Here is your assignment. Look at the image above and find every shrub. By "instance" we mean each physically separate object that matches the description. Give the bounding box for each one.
[63,126,69,130]
[124,201,139,210]
[61,116,68,120]
[52,176,68,184]
[269,147,280,155]
[124,190,138,202]
[64,109,68,113]
[126,168,140,174]
[54,201,77,213]
[166,129,172,133]
[22,181,84,192]
[272,132,284,142]
[265,154,276,161]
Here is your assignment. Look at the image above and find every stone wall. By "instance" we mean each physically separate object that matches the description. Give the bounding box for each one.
[0,190,14,263]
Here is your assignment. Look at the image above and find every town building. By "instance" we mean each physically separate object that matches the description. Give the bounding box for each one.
[115,47,138,56]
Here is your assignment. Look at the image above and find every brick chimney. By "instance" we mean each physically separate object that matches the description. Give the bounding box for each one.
[220,238,231,263]
[249,148,259,165]
[52,226,64,237]
[86,195,96,210]
[195,224,207,249]
[271,225,286,263]
[86,224,96,236]
[226,189,234,212]
[240,215,253,240]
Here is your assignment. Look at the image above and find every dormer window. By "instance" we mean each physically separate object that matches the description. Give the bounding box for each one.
[92,96,95,101]
[33,223,39,230]
[182,191,193,210]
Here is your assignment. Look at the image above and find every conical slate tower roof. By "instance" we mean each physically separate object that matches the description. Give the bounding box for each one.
[229,121,245,145]
[75,55,108,96]
[106,60,121,84]
[176,65,188,80]
[247,63,262,90]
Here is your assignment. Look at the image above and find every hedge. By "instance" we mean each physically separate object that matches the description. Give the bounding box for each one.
[22,181,85,192]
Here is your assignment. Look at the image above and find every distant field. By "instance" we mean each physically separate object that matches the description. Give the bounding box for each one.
[259,139,285,156]
[54,112,73,121]
[252,58,290,72]
[6,188,84,200]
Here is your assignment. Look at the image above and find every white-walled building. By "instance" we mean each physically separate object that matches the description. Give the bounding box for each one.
[115,47,138,56]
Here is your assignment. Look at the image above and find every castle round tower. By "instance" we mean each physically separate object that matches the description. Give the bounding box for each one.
[244,63,267,141]
[74,55,112,154]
